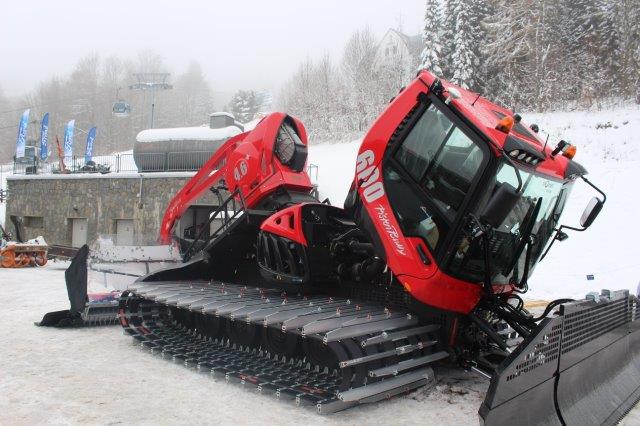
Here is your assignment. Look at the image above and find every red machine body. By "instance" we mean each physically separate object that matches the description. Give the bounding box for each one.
[344,71,576,314]
[161,70,580,317]
[159,113,313,243]
[127,70,634,426]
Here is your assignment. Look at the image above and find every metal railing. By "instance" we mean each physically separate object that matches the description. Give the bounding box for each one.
[182,188,245,261]
[11,151,217,175]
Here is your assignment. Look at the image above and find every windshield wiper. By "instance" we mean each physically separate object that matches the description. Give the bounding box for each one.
[503,198,542,277]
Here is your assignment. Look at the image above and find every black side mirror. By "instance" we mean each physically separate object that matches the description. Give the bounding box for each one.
[580,197,604,228]
[480,182,522,228]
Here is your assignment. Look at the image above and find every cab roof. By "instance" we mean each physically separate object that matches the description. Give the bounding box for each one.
[417,71,580,181]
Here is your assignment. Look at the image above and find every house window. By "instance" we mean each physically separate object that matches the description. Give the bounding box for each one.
[393,46,398,54]
[385,47,389,56]
[24,216,44,228]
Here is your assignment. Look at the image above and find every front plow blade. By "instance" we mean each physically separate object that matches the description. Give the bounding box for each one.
[480,290,640,425]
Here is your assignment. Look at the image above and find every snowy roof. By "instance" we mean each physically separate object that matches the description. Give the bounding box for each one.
[383,29,422,54]
[136,126,241,143]
[209,112,235,119]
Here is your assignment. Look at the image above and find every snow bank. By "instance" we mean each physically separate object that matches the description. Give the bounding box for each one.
[524,107,640,299]
[136,125,241,143]
[308,140,361,205]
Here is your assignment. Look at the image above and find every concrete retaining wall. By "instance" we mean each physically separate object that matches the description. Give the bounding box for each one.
[5,173,219,246]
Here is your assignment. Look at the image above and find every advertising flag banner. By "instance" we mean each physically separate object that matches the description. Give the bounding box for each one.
[39,113,49,160]
[85,126,97,163]
[15,109,30,158]
[64,119,75,158]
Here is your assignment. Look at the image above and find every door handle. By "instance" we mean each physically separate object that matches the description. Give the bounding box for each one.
[416,244,431,265]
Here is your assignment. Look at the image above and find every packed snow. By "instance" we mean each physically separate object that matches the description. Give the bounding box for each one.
[1,263,639,424]
[136,125,242,143]
[1,264,486,424]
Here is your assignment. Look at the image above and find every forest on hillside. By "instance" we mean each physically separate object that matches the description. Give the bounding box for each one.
[0,0,638,161]
[278,0,639,141]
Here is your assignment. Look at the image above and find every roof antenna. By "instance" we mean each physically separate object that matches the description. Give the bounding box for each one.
[471,93,481,106]
[542,134,550,155]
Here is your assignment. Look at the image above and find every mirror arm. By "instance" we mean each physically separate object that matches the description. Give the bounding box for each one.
[540,178,606,262]
[539,222,586,262]
[558,224,587,232]
[581,176,607,203]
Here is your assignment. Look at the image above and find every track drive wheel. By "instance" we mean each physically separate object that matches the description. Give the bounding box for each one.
[227,321,260,348]
[302,338,339,370]
[261,327,300,358]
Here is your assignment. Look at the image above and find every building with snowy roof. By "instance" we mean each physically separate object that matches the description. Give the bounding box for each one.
[373,28,422,82]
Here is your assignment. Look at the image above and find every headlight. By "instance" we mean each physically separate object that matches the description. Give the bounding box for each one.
[275,124,299,165]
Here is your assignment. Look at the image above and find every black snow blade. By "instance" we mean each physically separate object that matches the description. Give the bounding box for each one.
[479,289,640,426]
[36,244,119,327]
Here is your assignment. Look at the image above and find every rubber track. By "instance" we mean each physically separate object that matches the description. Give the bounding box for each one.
[118,280,448,413]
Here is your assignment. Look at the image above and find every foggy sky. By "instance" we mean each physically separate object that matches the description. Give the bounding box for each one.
[0,0,425,98]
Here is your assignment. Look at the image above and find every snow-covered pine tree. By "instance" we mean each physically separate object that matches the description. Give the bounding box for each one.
[613,0,640,100]
[449,0,479,89]
[468,0,493,93]
[420,0,444,75]
[440,0,457,78]
[228,90,259,123]
[482,0,534,109]
[599,0,622,94]
[567,0,607,105]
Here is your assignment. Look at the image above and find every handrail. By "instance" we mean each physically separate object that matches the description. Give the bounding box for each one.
[182,187,247,262]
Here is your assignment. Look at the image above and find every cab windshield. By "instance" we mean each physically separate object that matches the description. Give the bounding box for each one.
[449,162,570,284]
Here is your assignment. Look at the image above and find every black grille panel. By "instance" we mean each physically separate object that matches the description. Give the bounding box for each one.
[561,297,632,354]
[506,324,562,382]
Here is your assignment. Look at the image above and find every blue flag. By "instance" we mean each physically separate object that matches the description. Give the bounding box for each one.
[85,126,97,163]
[39,113,49,161]
[16,109,30,158]
[64,119,75,158]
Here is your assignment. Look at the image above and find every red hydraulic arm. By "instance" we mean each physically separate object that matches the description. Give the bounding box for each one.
[159,112,313,243]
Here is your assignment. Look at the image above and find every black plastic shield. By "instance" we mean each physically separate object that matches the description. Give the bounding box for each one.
[480,290,640,425]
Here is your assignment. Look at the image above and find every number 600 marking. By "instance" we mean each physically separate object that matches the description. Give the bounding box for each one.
[356,150,385,203]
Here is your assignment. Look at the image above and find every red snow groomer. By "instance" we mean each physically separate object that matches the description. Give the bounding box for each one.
[118,71,639,424]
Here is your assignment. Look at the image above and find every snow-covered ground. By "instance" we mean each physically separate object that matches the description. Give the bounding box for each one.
[309,105,640,301]
[1,263,639,424]
[1,264,487,424]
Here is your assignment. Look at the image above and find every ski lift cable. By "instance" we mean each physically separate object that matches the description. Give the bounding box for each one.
[0,87,125,116]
